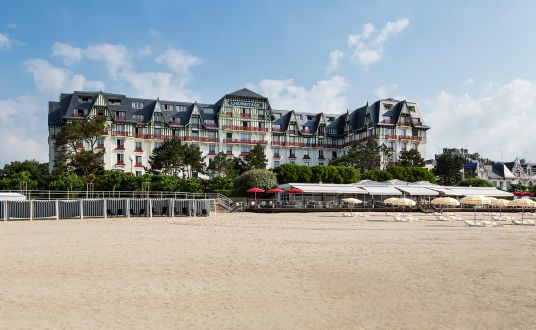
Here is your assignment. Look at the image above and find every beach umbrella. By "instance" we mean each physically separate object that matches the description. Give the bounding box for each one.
[246,187,264,200]
[287,188,303,207]
[392,198,416,217]
[341,197,362,204]
[460,195,491,221]
[489,198,510,218]
[431,197,460,214]
[266,188,284,208]
[510,198,536,222]
[384,197,400,205]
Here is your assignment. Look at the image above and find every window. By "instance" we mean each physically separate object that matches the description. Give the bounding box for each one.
[319,150,324,158]
[204,119,215,126]
[332,151,337,158]
[290,149,296,157]
[259,122,266,129]
[304,150,309,156]
[204,108,213,114]
[274,113,281,119]
[154,142,162,148]
[327,117,335,122]
[115,111,126,120]
[259,134,265,141]
[133,114,144,122]
[116,153,124,164]
[272,124,281,131]
[258,109,265,116]
[274,161,280,167]
[290,160,295,164]
[79,95,91,103]
[135,171,142,176]
[97,138,104,147]
[226,132,232,139]
[226,119,232,127]
[132,101,144,109]
[209,145,216,154]
[240,146,251,154]
[74,109,85,117]
[307,115,313,120]
[154,128,161,138]
[116,124,125,132]
[242,121,249,127]
[226,145,233,154]
[273,148,280,156]
[163,104,172,110]
[135,141,142,151]
[109,98,121,105]
[208,131,217,138]
[176,105,186,111]
[401,129,407,136]
[240,133,251,141]
[135,156,142,164]
[191,117,199,125]
[319,162,324,166]
[192,131,199,138]
[116,139,124,149]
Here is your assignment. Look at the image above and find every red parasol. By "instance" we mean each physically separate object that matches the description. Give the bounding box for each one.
[513,191,534,197]
[266,188,285,193]
[286,188,303,194]
[246,187,265,200]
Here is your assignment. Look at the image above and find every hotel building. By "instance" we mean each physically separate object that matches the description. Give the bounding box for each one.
[48,88,430,175]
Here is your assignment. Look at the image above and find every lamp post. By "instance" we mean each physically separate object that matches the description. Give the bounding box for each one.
[130,155,135,175]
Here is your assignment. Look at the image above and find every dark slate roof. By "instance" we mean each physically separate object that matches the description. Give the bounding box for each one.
[348,105,367,131]
[327,112,347,136]
[272,110,292,131]
[226,88,267,99]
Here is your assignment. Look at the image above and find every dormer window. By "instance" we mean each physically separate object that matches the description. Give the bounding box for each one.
[327,117,335,122]
[307,115,313,120]
[109,98,121,105]
[384,104,393,110]
[133,114,144,122]
[204,108,214,114]
[74,109,85,117]
[153,113,163,124]
[114,111,126,120]
[163,104,172,110]
[132,101,144,109]
[258,109,265,116]
[79,96,91,103]
[176,105,186,111]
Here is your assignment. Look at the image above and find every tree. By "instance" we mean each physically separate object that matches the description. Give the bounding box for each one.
[183,144,205,177]
[242,144,268,170]
[387,166,436,183]
[362,170,393,182]
[49,172,84,191]
[434,154,465,185]
[233,169,278,195]
[458,178,493,187]
[330,140,389,172]
[207,152,237,178]
[396,149,425,167]
[99,170,127,193]
[151,175,179,191]
[54,117,109,177]
[205,176,233,192]
[148,139,187,175]
[0,160,51,190]
[273,163,302,183]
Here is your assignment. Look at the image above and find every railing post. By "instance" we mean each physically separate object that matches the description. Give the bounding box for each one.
[55,200,60,220]
[80,200,84,219]
[29,200,34,221]
[103,199,107,219]
[170,199,174,217]
[126,199,130,218]
[148,199,152,218]
[4,201,8,221]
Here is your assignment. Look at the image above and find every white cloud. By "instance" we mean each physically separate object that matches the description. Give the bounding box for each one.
[0,96,49,165]
[374,84,399,99]
[0,32,12,50]
[464,78,475,85]
[156,48,203,75]
[86,43,131,77]
[247,76,348,113]
[422,79,536,161]
[148,28,161,38]
[24,58,105,94]
[326,49,344,74]
[121,70,195,100]
[347,18,409,67]
[52,42,83,65]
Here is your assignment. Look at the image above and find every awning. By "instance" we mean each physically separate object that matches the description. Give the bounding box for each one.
[285,183,368,194]
[360,186,402,196]
[443,187,513,197]
[395,186,439,196]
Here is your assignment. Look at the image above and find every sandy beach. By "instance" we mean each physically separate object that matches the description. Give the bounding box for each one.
[1,212,536,329]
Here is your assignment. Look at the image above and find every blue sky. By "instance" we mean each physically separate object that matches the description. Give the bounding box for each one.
[1,0,536,165]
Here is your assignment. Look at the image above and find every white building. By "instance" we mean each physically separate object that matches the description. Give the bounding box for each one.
[48,89,430,175]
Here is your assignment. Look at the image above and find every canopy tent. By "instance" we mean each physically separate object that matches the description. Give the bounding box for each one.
[282,183,368,195]
[360,186,402,196]
[443,187,513,197]
[395,186,439,196]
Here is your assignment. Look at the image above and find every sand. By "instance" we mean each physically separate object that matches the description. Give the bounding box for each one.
[1,212,536,329]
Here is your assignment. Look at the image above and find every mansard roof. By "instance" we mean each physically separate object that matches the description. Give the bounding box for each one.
[226,88,267,99]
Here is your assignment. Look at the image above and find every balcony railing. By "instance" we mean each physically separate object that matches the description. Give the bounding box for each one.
[208,151,216,155]
[273,153,281,158]
[182,136,219,143]
[223,138,267,145]
[115,145,125,150]
[169,120,182,126]
[398,121,411,126]
[239,152,250,157]
[134,147,143,152]
[272,128,284,133]
[96,144,105,149]
[115,161,125,167]
[303,155,311,159]
[289,155,296,159]
[318,156,325,160]
[114,115,127,121]
[300,129,313,134]
[134,162,143,167]
[398,135,412,140]
[225,111,233,117]
[111,131,129,137]
[385,134,397,139]
[223,125,268,132]
[382,119,394,124]
[414,121,424,126]
[240,113,251,118]
[73,112,85,117]
[204,122,218,128]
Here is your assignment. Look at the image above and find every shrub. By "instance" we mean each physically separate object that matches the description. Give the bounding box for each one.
[233,169,278,196]
[458,178,493,187]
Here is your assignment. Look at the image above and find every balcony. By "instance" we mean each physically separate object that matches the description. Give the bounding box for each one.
[223,138,267,145]
[115,145,125,150]
[225,111,233,117]
[398,135,412,140]
[226,151,233,156]
[75,143,84,149]
[96,143,105,149]
[272,128,284,133]
[204,122,218,128]
[387,147,395,152]
[289,155,296,159]
[134,147,143,152]
[382,119,395,124]
[169,120,182,126]
[115,161,125,167]
[300,129,313,135]
[73,112,85,117]
[385,134,397,140]
[239,152,250,157]
[208,151,216,155]
[182,136,219,143]
[398,121,411,126]
[411,136,423,141]
[111,131,129,137]
[303,155,311,160]
[190,124,199,129]
[114,116,127,122]
[240,113,251,118]
[223,125,268,132]
[134,162,143,168]
[414,120,424,126]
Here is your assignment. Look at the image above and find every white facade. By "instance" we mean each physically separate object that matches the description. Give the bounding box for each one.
[48,89,430,175]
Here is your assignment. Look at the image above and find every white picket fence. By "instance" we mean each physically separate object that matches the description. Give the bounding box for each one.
[0,198,212,221]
